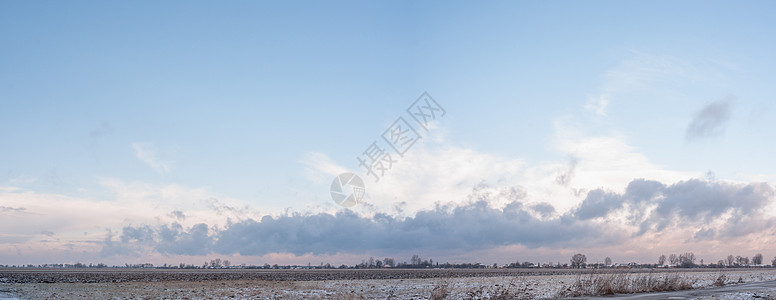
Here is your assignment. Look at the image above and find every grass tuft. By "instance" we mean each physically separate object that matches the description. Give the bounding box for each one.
[429,282,449,300]
[713,273,727,287]
[556,271,697,297]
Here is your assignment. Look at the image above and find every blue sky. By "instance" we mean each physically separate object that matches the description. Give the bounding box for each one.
[2,1,776,265]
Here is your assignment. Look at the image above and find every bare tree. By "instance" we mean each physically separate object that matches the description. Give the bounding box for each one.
[210,258,222,268]
[679,252,695,267]
[753,253,763,265]
[658,254,666,266]
[669,254,678,265]
[411,254,421,266]
[383,258,395,268]
[771,256,776,267]
[571,253,587,269]
[604,257,612,266]
[726,255,734,266]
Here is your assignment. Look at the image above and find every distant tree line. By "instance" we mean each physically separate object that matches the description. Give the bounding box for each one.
[6,252,776,270]
[655,252,771,268]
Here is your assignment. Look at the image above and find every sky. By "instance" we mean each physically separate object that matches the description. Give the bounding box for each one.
[2,1,776,267]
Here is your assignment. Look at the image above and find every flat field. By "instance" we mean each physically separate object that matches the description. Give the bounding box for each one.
[2,268,776,299]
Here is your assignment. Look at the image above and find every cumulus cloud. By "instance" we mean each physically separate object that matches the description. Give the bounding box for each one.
[132,142,171,174]
[529,202,556,218]
[169,210,186,220]
[156,223,211,256]
[103,178,776,258]
[106,200,618,257]
[686,97,734,140]
[305,124,700,218]
[554,157,579,186]
[574,189,623,220]
[574,178,774,239]
[303,140,529,216]
[100,229,139,257]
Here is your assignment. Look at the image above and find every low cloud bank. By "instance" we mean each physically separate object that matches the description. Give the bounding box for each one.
[102,178,775,257]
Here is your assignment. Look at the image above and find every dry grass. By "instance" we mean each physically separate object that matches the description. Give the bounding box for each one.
[429,281,449,300]
[430,277,534,300]
[714,273,727,286]
[556,271,698,297]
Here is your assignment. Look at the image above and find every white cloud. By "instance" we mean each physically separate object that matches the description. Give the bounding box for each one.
[101,177,775,265]
[7,174,37,186]
[584,94,610,116]
[303,121,699,218]
[132,142,171,175]
[96,178,258,226]
[0,179,260,264]
[301,152,350,185]
[0,186,21,192]
[1,125,768,265]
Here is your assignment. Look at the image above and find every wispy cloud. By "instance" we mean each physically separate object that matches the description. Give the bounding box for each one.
[685,97,734,141]
[584,94,610,116]
[0,206,27,213]
[89,121,112,138]
[585,52,723,117]
[132,142,171,175]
